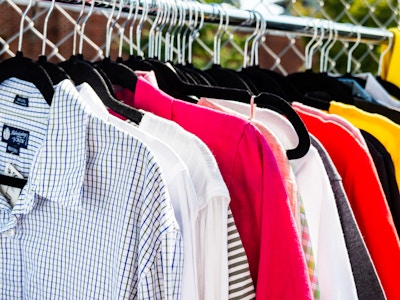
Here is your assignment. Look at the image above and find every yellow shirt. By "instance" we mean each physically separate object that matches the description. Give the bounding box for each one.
[329,101,400,192]
[381,28,400,88]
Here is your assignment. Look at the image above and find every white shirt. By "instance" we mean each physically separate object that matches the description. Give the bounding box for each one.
[139,112,230,300]
[78,83,200,300]
[208,99,358,300]
[0,78,183,299]
[356,72,400,110]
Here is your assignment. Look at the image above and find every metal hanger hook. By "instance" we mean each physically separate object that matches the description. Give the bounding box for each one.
[216,4,229,65]
[118,0,135,58]
[212,4,224,65]
[308,20,325,70]
[148,0,163,58]
[304,19,319,70]
[78,0,95,55]
[324,21,338,72]
[320,20,333,72]
[347,25,361,73]
[251,10,266,67]
[165,0,177,62]
[188,1,204,64]
[41,0,56,56]
[136,0,149,57]
[243,10,259,68]
[18,0,34,53]
[72,0,86,55]
[378,33,393,76]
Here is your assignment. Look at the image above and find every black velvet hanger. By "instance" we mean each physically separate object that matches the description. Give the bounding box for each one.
[37,55,70,85]
[287,69,354,104]
[0,51,50,189]
[238,66,289,98]
[95,56,137,92]
[0,51,54,105]
[143,58,252,103]
[59,55,143,124]
[124,55,154,72]
[253,92,311,159]
[205,64,257,92]
[175,63,218,86]
[169,63,199,84]
[239,66,330,110]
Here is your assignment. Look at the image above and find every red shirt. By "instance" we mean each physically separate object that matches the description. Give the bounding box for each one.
[129,78,313,299]
[294,106,400,300]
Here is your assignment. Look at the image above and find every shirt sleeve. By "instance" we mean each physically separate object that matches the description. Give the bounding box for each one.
[139,227,183,300]
[135,153,184,300]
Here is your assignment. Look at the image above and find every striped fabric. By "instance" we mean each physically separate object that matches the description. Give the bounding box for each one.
[0,78,183,299]
[227,208,256,300]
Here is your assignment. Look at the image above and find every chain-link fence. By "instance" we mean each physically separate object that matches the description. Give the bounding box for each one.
[0,0,398,75]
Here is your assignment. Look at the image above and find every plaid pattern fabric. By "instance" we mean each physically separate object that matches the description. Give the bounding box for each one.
[299,195,320,299]
[0,78,183,299]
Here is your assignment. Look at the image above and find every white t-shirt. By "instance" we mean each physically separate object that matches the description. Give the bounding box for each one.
[357,72,400,110]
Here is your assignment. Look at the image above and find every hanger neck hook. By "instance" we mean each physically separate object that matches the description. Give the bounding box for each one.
[324,21,338,72]
[304,19,319,70]
[320,21,332,73]
[72,0,86,56]
[308,20,325,70]
[148,0,162,58]
[41,0,56,56]
[347,25,361,74]
[188,2,203,65]
[108,0,124,58]
[165,0,177,62]
[128,0,139,56]
[118,0,135,58]
[181,1,194,65]
[216,4,229,66]
[79,0,95,55]
[157,0,170,60]
[213,4,224,65]
[243,11,259,68]
[173,1,186,64]
[136,0,149,57]
[378,33,393,76]
[251,11,266,67]
[18,0,33,53]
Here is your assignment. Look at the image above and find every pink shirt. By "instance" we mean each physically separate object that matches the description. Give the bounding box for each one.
[130,78,313,300]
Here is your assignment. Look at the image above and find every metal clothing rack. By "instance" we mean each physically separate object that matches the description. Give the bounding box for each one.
[47,0,393,44]
[1,0,393,74]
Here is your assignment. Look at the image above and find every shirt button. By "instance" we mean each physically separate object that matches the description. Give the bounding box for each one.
[2,229,16,237]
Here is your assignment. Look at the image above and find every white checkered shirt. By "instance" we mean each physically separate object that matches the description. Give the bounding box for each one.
[0,78,183,299]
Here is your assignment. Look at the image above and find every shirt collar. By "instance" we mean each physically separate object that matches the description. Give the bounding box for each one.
[11,79,88,214]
